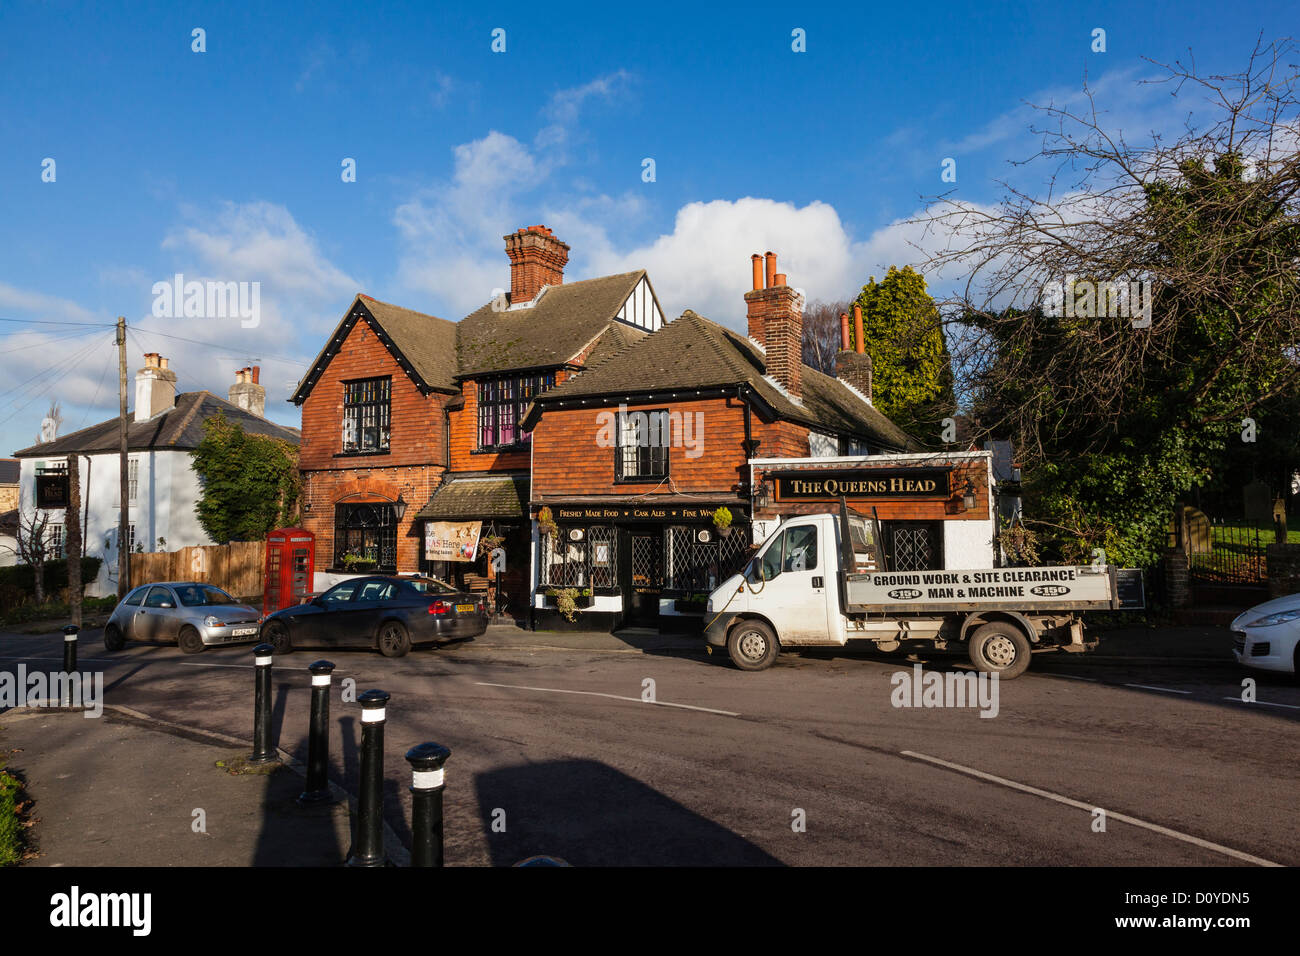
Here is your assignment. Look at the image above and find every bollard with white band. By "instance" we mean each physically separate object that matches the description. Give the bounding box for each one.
[61,625,79,707]
[347,689,391,867]
[406,742,452,867]
[248,643,279,766]
[298,660,336,805]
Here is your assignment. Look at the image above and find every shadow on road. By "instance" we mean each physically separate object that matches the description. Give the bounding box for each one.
[474,758,783,866]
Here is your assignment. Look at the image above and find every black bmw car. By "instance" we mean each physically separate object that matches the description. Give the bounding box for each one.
[260,575,488,657]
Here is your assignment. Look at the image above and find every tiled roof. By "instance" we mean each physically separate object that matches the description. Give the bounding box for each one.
[525,310,920,451]
[416,474,529,520]
[456,271,649,377]
[292,294,458,403]
[12,392,301,457]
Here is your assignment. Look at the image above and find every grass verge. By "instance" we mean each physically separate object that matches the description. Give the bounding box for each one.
[0,745,28,866]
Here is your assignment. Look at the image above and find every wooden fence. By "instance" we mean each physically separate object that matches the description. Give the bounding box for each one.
[130,541,265,599]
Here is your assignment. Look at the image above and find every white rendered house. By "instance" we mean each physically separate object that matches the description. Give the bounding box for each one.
[12,355,299,597]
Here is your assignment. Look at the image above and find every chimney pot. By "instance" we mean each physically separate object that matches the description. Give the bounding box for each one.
[751,254,763,291]
[251,365,260,384]
[853,305,865,355]
[774,274,787,287]
[840,312,850,350]
[764,252,777,289]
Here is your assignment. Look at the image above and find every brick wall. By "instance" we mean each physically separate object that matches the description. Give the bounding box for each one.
[297,315,449,470]
[532,397,751,498]
[300,467,444,573]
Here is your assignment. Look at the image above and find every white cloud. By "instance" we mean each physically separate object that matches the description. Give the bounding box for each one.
[0,282,97,322]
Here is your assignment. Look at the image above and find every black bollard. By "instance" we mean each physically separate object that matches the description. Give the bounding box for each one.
[61,625,78,707]
[347,689,390,867]
[248,643,279,765]
[298,660,336,805]
[406,742,452,867]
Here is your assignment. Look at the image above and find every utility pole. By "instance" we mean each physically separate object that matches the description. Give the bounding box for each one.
[117,316,129,598]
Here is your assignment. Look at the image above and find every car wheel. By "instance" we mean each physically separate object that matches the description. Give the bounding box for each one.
[178,626,205,655]
[264,620,292,655]
[377,621,411,658]
[103,623,125,652]
[727,619,779,671]
[967,621,1032,680]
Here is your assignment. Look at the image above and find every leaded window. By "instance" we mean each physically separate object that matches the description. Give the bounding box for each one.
[616,409,670,481]
[540,525,616,589]
[334,503,397,570]
[664,525,750,592]
[478,372,555,449]
[342,377,391,453]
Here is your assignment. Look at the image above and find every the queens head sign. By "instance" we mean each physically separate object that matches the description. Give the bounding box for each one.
[775,469,950,501]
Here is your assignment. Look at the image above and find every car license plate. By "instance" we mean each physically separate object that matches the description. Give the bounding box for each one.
[456,604,475,613]
[232,626,259,636]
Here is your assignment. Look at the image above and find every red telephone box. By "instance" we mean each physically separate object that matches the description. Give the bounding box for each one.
[264,527,315,615]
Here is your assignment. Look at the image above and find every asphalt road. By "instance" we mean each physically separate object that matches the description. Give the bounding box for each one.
[2,624,1296,867]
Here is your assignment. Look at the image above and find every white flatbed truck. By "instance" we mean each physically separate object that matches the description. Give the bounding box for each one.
[704,501,1143,679]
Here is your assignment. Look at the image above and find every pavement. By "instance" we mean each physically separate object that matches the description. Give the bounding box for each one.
[0,617,1293,867]
[0,704,408,867]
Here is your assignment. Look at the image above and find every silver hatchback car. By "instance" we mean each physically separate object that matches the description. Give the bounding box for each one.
[104,582,262,654]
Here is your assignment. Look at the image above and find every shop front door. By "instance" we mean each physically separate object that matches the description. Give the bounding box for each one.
[621,531,662,626]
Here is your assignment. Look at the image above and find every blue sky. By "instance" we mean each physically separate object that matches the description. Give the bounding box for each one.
[0,0,1290,452]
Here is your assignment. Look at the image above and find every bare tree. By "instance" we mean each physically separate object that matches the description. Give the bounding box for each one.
[909,37,1300,467]
[12,507,52,605]
[802,299,851,374]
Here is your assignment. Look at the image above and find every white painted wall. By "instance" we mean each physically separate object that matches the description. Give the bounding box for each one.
[17,450,216,597]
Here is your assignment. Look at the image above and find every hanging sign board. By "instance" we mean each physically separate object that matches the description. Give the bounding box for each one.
[424,521,482,562]
[36,474,70,510]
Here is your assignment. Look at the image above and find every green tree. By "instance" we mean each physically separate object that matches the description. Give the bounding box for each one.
[850,266,955,438]
[191,414,301,544]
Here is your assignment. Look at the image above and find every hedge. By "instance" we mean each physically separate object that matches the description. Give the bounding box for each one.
[0,558,104,612]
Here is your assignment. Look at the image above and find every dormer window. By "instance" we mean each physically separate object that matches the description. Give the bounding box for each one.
[342,377,391,454]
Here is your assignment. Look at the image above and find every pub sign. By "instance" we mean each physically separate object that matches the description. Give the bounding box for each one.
[774,468,951,501]
[36,473,70,510]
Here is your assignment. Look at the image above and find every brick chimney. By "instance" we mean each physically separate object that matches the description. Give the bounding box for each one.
[503,225,570,304]
[134,353,177,422]
[228,365,266,418]
[744,251,804,397]
[836,305,873,403]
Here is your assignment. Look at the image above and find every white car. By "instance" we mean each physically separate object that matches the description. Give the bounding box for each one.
[1230,593,1300,675]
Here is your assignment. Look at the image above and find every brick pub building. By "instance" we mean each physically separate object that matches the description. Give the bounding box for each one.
[293,226,664,620]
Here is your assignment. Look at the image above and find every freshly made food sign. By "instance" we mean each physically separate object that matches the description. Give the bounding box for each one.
[775,469,950,500]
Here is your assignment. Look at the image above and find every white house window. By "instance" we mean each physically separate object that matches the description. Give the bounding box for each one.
[128,459,139,501]
[616,409,670,481]
[48,523,64,557]
[118,524,136,552]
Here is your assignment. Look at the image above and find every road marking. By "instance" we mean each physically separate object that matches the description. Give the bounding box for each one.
[1122,683,1191,694]
[900,750,1281,867]
[1221,697,1300,710]
[475,681,739,717]
[1037,672,1098,682]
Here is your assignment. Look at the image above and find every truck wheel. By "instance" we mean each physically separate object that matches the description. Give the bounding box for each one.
[727,620,779,671]
[967,622,1032,680]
